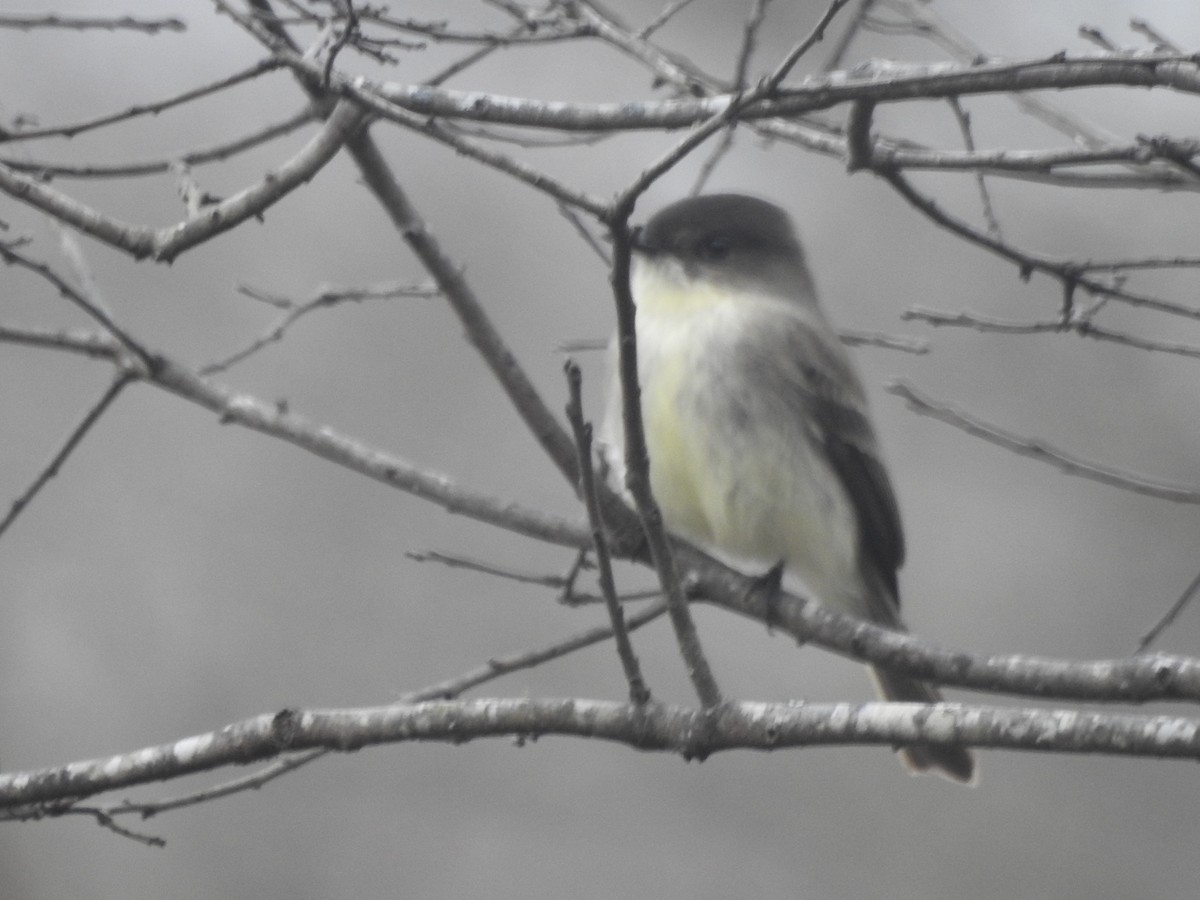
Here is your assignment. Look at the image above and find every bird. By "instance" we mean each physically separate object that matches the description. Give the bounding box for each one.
[601,193,975,784]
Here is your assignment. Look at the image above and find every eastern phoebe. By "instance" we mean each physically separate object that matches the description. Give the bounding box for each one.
[602,193,974,784]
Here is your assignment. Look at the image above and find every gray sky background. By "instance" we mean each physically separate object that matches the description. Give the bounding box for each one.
[3,2,1200,898]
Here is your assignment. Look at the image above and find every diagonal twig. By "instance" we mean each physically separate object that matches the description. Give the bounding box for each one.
[604,209,723,710]
[1,105,318,179]
[1138,567,1200,652]
[761,0,854,91]
[565,360,651,704]
[0,59,279,143]
[200,280,438,375]
[0,241,152,368]
[0,373,134,540]
[887,380,1200,503]
[946,96,1002,239]
[691,0,772,193]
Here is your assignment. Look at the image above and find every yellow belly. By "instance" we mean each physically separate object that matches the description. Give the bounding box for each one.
[635,304,862,610]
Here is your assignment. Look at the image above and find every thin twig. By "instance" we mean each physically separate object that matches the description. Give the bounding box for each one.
[690,128,737,195]
[887,380,1200,503]
[108,751,325,821]
[903,306,1063,335]
[879,167,1200,322]
[0,60,279,143]
[1,106,318,179]
[637,0,702,38]
[406,550,571,588]
[576,1,720,94]
[557,203,611,265]
[359,10,585,44]
[733,0,772,88]
[565,360,651,704]
[397,601,668,703]
[1130,18,1180,53]
[200,281,438,375]
[690,0,772,193]
[821,0,876,71]
[904,305,1200,360]
[761,0,854,92]
[421,21,542,87]
[64,808,164,846]
[0,14,184,33]
[0,241,153,367]
[604,212,723,710]
[837,327,929,354]
[1138,567,1200,652]
[947,96,1002,239]
[0,373,133,540]
[1078,25,1121,53]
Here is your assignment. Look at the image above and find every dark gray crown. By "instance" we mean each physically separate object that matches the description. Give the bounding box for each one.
[637,194,801,262]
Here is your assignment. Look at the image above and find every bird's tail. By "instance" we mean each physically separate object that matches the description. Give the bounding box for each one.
[868,665,977,786]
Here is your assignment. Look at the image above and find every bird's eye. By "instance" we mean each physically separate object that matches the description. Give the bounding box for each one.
[697,234,732,261]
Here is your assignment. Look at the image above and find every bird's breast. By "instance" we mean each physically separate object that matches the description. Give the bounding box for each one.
[635,300,862,605]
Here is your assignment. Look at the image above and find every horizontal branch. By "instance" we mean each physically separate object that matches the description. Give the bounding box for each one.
[341,52,1200,131]
[3,696,1198,807]
[0,14,184,33]
[574,1,1198,191]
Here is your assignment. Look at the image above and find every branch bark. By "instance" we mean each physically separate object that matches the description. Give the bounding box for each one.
[4,697,1198,809]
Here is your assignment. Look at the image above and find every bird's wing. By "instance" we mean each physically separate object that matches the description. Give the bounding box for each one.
[755,308,906,605]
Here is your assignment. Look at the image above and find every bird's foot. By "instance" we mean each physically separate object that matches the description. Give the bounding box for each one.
[747,560,785,634]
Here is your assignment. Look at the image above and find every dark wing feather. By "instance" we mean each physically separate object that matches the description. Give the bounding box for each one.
[749,310,906,604]
[821,422,905,600]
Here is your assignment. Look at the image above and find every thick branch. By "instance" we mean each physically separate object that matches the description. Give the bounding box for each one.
[3,697,1198,808]
[347,53,1200,130]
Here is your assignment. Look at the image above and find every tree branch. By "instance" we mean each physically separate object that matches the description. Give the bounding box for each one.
[1,105,318,179]
[0,373,132,539]
[0,59,280,143]
[4,697,1200,809]
[0,99,366,261]
[886,380,1200,504]
[0,323,590,549]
